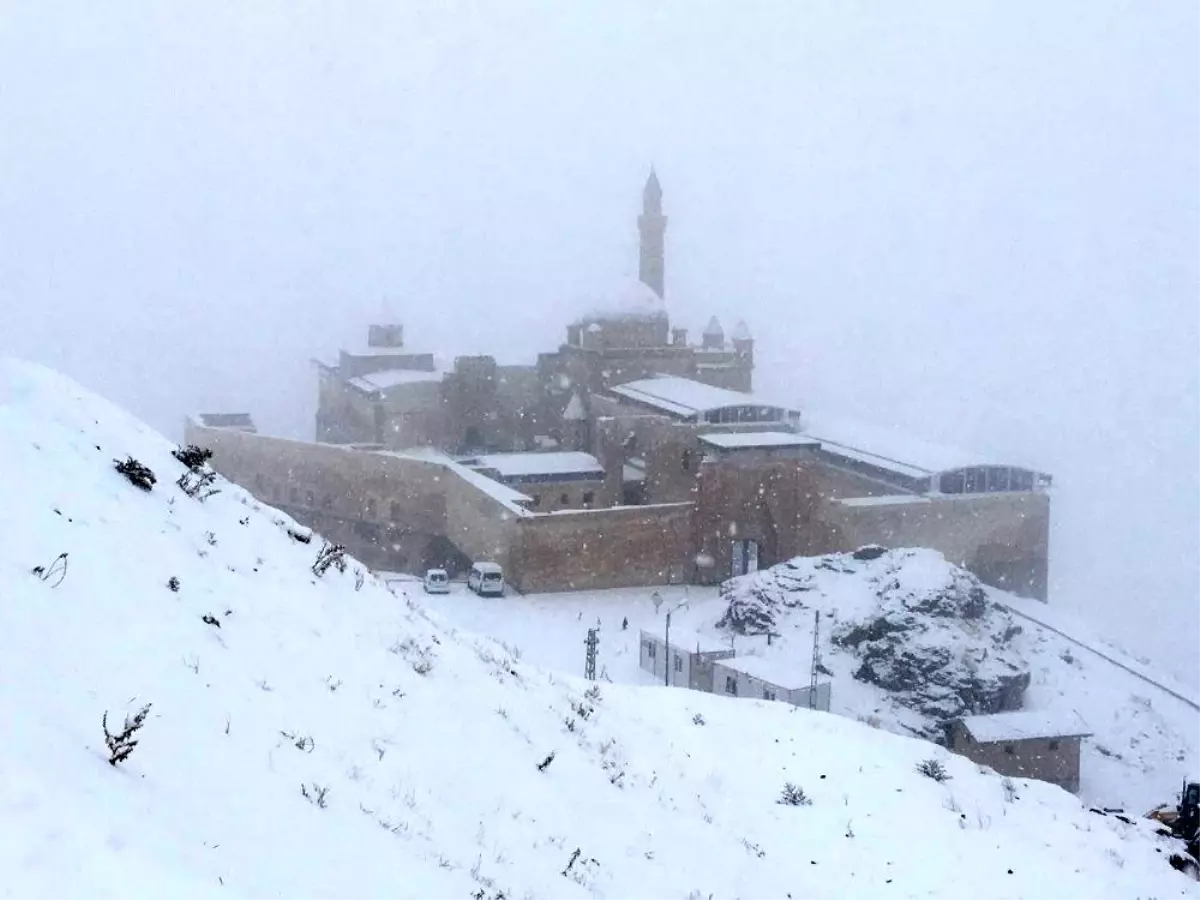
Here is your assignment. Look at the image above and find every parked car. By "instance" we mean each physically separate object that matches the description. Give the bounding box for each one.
[467,561,505,596]
[423,568,450,594]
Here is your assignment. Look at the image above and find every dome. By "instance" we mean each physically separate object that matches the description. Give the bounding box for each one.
[584,277,666,322]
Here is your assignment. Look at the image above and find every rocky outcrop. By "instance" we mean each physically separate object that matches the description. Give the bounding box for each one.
[718,548,1030,741]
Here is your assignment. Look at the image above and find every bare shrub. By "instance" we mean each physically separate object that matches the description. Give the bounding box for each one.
[916,758,952,783]
[301,782,330,808]
[114,456,156,491]
[778,782,811,806]
[31,552,69,587]
[172,444,213,471]
[103,703,151,766]
[177,469,219,501]
[312,542,347,576]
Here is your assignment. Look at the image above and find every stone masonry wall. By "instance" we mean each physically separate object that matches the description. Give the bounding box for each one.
[184,420,519,575]
[950,723,1082,793]
[826,491,1050,599]
[510,503,695,593]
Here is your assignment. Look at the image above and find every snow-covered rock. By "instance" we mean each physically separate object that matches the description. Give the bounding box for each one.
[1,358,1196,899]
[719,548,1031,739]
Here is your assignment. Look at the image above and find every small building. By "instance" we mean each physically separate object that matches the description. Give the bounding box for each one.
[711,655,832,710]
[195,412,257,434]
[465,451,606,512]
[950,710,1092,793]
[639,628,734,692]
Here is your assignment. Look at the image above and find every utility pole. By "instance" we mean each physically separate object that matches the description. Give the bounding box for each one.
[664,605,672,687]
[809,610,821,710]
[584,627,599,681]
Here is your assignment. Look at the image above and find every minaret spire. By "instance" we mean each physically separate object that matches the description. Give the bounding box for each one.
[638,166,667,298]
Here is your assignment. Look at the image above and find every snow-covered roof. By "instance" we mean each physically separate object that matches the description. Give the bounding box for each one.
[803,411,1046,479]
[380,448,532,513]
[583,277,666,321]
[730,320,752,341]
[610,376,798,420]
[641,627,731,655]
[563,392,586,421]
[195,412,256,431]
[838,494,931,508]
[348,368,443,394]
[474,451,604,480]
[622,463,646,482]
[959,710,1092,743]
[700,431,819,451]
[471,562,504,574]
[703,316,724,336]
[715,654,810,688]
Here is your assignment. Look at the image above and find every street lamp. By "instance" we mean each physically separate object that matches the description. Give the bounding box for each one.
[662,593,689,687]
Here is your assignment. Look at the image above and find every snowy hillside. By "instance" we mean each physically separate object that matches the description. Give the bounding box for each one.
[1,357,1195,899]
[716,549,1200,813]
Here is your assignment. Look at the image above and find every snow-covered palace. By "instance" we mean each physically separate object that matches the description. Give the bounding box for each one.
[188,172,1052,598]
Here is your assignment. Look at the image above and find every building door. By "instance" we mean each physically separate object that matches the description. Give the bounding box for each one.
[731,539,761,577]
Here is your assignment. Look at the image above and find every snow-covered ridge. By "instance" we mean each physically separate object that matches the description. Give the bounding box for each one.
[1,357,1195,899]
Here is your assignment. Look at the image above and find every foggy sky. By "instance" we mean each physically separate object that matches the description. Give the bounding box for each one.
[2,1,1197,686]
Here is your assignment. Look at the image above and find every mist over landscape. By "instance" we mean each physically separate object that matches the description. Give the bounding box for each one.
[1,0,1196,694]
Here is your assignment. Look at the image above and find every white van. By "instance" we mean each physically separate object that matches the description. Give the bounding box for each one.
[467,562,505,597]
[422,568,450,594]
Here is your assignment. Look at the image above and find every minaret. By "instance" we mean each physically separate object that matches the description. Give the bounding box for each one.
[638,167,667,298]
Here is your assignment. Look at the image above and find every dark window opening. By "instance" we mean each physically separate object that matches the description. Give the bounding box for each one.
[725,676,737,695]
[1048,739,1060,751]
[560,492,569,505]
[531,494,542,508]
[646,642,656,658]
[681,449,692,472]
[674,655,683,672]
[582,491,594,506]
[1004,744,1015,755]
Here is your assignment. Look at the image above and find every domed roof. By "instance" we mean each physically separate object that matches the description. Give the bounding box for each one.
[584,277,666,321]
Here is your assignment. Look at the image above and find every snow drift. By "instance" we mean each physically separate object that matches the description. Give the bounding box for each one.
[1,358,1195,899]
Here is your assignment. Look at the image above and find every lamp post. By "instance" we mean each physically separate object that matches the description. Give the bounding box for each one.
[662,593,689,687]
